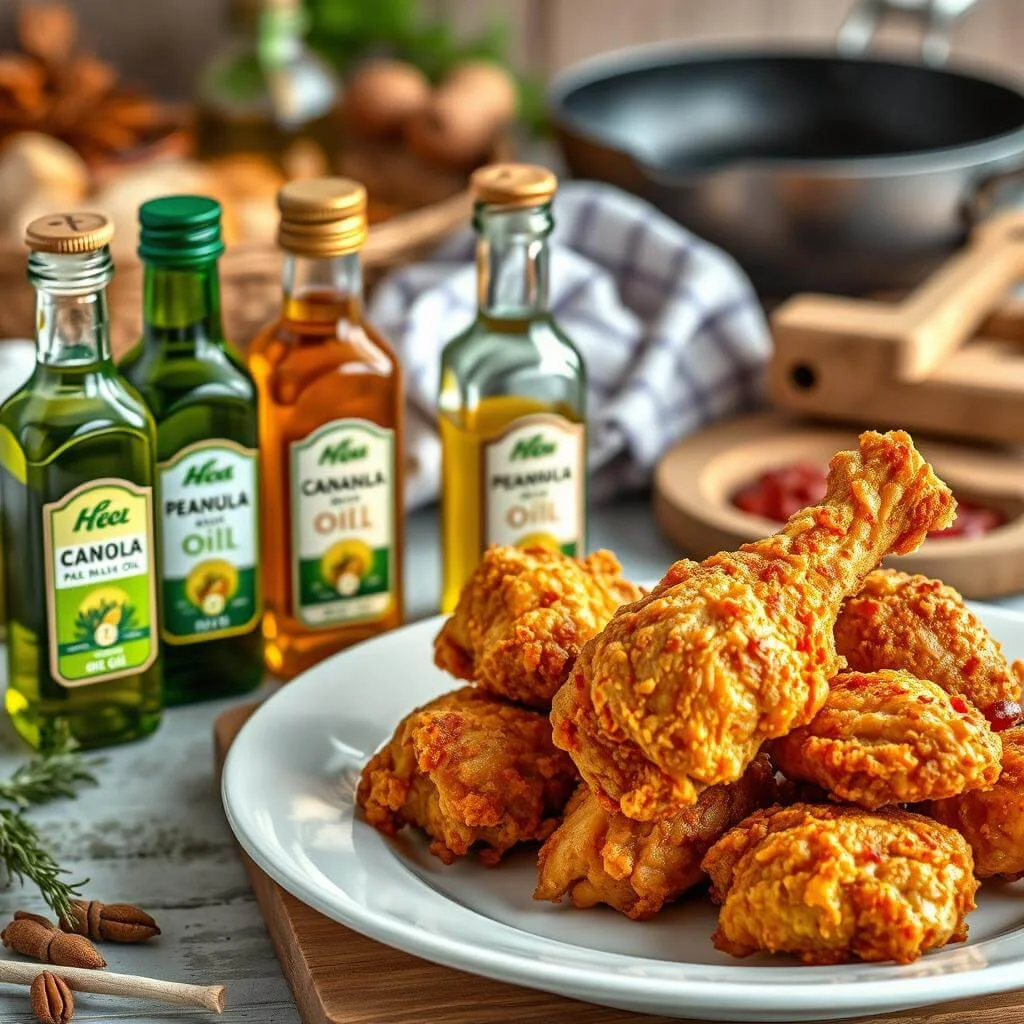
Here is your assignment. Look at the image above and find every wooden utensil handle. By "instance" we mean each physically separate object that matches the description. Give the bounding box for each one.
[895,212,1024,379]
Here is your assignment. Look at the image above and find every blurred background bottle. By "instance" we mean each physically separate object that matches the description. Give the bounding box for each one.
[195,0,339,178]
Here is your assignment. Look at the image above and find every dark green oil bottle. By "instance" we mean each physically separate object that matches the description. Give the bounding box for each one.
[120,196,263,704]
[0,212,162,750]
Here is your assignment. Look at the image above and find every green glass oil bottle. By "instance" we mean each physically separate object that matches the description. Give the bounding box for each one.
[0,212,162,750]
[120,196,263,704]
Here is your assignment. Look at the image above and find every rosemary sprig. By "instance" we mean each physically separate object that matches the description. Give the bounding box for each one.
[0,743,101,809]
[0,809,84,921]
[0,729,101,918]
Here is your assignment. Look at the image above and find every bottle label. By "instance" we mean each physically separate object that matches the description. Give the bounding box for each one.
[289,419,396,628]
[43,479,157,688]
[158,440,261,645]
[481,414,586,555]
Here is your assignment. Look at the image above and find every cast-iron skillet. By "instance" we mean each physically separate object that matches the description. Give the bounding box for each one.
[551,47,1024,295]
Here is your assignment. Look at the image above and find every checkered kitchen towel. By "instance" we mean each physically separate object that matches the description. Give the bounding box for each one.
[368,180,771,508]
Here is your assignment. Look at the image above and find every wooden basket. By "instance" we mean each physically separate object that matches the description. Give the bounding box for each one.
[0,187,474,357]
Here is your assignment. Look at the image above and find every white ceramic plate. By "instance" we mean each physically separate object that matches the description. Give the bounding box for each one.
[222,604,1024,1022]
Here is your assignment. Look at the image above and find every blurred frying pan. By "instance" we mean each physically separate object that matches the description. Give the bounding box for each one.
[550,0,1024,295]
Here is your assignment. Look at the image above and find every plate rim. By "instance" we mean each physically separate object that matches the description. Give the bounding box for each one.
[222,606,1024,1018]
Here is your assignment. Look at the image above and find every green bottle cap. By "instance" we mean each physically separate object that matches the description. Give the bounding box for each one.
[137,195,225,266]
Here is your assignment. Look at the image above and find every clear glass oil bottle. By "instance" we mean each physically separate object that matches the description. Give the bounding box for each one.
[120,196,263,704]
[0,213,162,750]
[249,178,404,680]
[439,165,587,611]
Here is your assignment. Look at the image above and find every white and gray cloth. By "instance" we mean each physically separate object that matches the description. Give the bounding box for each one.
[368,181,772,509]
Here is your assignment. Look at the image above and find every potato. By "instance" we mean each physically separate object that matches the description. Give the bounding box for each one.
[344,59,432,139]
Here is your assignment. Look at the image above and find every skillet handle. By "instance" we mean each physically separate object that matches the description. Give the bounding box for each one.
[836,0,983,67]
[966,160,1024,228]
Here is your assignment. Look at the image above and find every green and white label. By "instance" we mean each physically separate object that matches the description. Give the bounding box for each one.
[158,440,261,645]
[482,414,585,556]
[289,419,395,628]
[43,479,157,688]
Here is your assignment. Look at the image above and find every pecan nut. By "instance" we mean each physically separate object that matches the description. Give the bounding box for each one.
[30,970,74,1024]
[60,899,160,943]
[2,918,105,969]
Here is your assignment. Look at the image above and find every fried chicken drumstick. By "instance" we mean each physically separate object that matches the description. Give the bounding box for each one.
[552,431,956,820]
[772,670,1002,810]
[703,803,978,964]
[357,688,578,864]
[534,753,777,920]
[435,546,644,708]
[836,569,1024,728]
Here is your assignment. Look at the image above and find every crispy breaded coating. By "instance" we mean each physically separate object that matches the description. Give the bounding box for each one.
[356,688,578,865]
[703,803,977,965]
[927,725,1024,880]
[772,670,1002,810]
[434,546,643,708]
[534,753,777,920]
[552,431,956,821]
[836,569,1024,725]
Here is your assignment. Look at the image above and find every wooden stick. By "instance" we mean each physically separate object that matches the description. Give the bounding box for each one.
[0,960,225,1013]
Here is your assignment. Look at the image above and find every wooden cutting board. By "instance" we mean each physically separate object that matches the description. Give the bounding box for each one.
[215,703,1024,1024]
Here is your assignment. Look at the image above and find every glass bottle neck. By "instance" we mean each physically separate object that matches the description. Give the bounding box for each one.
[476,205,552,321]
[36,288,112,368]
[282,252,363,325]
[142,263,225,352]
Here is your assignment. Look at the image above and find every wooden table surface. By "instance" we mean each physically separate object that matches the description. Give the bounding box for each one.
[0,498,1020,1024]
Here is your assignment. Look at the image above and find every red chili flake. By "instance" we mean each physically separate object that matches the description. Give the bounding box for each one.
[984,700,1023,732]
[539,589,560,607]
[961,656,980,678]
[949,696,971,715]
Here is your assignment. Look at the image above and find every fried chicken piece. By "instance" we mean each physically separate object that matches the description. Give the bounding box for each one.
[552,431,956,821]
[927,725,1024,879]
[356,688,578,865]
[703,803,978,965]
[533,753,777,920]
[434,546,643,708]
[836,569,1024,727]
[772,670,1002,810]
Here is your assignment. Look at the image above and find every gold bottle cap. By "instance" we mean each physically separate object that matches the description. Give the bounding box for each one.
[470,164,558,209]
[25,212,114,254]
[277,177,368,256]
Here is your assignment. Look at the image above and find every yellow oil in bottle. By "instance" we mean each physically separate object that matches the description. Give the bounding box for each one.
[440,395,584,612]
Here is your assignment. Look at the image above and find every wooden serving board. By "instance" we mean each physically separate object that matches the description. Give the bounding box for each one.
[216,703,1024,1024]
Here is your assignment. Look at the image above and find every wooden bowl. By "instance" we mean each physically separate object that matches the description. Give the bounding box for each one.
[654,411,1024,599]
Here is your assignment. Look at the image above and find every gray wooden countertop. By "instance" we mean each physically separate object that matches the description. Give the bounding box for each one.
[0,496,1019,1023]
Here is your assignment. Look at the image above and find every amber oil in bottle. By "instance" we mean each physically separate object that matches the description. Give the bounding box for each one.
[249,178,404,679]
